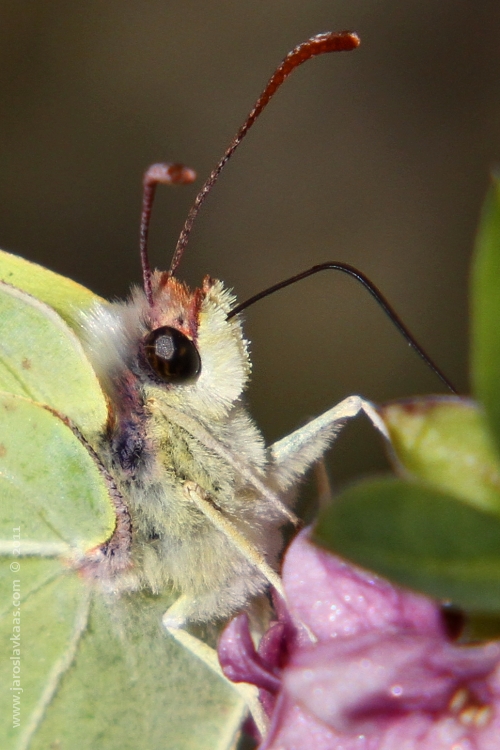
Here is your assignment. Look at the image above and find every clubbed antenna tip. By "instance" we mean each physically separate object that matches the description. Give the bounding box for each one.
[168,31,360,276]
[140,163,196,306]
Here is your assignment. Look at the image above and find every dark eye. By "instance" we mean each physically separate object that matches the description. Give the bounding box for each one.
[144,326,201,383]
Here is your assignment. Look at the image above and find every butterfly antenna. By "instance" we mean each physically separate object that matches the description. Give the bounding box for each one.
[168,31,360,276]
[140,163,196,305]
[227,262,458,394]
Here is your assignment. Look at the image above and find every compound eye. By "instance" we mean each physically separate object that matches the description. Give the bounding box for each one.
[144,326,201,383]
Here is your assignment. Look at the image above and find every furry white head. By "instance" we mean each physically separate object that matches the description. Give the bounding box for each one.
[82,273,251,422]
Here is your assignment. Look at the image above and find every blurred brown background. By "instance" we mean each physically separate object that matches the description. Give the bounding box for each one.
[1,1,499,487]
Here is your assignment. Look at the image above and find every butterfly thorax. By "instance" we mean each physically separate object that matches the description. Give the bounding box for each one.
[80,272,284,620]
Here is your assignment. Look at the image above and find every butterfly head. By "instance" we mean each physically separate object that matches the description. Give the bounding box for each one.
[82,272,250,421]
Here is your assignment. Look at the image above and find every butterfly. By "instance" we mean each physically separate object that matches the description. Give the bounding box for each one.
[0,31,421,750]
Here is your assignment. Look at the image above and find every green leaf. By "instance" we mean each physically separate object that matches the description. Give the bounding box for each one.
[380,396,500,514]
[314,477,500,612]
[466,613,500,641]
[471,174,500,454]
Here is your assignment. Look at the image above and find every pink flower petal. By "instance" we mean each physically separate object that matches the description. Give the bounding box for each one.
[218,612,281,693]
[219,529,500,749]
[284,634,500,732]
[282,530,444,641]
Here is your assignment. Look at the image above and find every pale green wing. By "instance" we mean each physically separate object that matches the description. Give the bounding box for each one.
[0,255,246,749]
[26,591,245,750]
[0,281,107,436]
[0,394,245,750]
[0,393,115,551]
[0,249,103,331]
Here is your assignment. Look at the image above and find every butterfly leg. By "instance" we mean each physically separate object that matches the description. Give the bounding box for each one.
[163,605,268,736]
[270,395,389,488]
[161,485,274,738]
[183,481,284,598]
[314,459,333,509]
[161,480,284,629]
[162,478,285,630]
